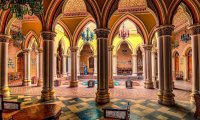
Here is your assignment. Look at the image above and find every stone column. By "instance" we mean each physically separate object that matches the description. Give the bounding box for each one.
[0,35,10,97]
[132,54,137,76]
[53,53,57,79]
[77,55,80,76]
[62,54,67,76]
[41,31,56,101]
[188,25,200,102]
[68,55,71,76]
[172,56,176,80]
[70,47,78,87]
[152,49,158,88]
[143,45,154,89]
[93,55,97,76]
[113,55,117,76]
[142,53,146,80]
[23,49,31,86]
[156,25,175,106]
[37,48,43,86]
[108,46,114,88]
[95,29,110,104]
[183,55,188,81]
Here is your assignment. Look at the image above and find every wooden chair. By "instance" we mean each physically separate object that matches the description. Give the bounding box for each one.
[194,94,200,119]
[0,95,21,120]
[102,102,130,120]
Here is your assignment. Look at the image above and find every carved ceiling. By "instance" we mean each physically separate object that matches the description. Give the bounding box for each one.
[64,0,87,16]
[119,0,146,7]
[172,6,189,29]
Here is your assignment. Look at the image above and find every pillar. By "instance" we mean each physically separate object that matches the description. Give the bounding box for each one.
[108,46,114,88]
[68,55,71,76]
[132,54,137,76]
[62,54,67,76]
[152,49,158,88]
[94,55,97,76]
[113,55,117,76]
[0,35,10,97]
[143,45,154,89]
[156,25,175,106]
[172,56,176,80]
[23,49,31,86]
[53,53,57,79]
[95,29,110,104]
[188,24,200,102]
[37,48,43,86]
[70,47,78,87]
[183,55,188,81]
[41,31,56,101]
[143,53,146,80]
[77,55,80,76]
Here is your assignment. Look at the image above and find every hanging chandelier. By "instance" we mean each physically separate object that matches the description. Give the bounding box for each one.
[118,23,129,40]
[0,0,43,19]
[81,27,94,42]
[181,30,191,43]
[12,20,25,48]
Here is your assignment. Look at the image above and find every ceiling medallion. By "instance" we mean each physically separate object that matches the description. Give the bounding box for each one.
[81,27,94,42]
[118,23,129,40]
[0,0,43,19]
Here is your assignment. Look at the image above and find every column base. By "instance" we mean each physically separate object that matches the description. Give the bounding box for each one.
[113,73,117,76]
[162,92,175,106]
[157,92,163,104]
[70,81,78,87]
[109,80,114,88]
[144,81,154,89]
[154,81,159,89]
[1,87,10,97]
[94,73,97,76]
[190,92,198,103]
[132,73,137,76]
[23,80,31,86]
[96,90,110,104]
[41,89,55,101]
[37,79,43,87]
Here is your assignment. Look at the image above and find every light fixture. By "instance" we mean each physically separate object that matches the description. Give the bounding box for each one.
[12,20,25,48]
[0,0,43,19]
[181,30,191,43]
[118,23,129,40]
[81,27,94,42]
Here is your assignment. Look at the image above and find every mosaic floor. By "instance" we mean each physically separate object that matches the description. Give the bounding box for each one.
[3,95,196,120]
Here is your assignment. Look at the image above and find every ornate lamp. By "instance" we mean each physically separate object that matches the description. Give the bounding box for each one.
[118,23,129,40]
[181,30,191,43]
[81,27,94,42]
[0,0,43,19]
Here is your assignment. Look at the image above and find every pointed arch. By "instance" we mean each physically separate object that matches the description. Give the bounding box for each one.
[109,13,148,45]
[24,31,39,49]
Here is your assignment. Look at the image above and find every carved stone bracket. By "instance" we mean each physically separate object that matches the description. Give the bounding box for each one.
[41,31,56,41]
[155,25,174,36]
[0,34,10,43]
[188,24,200,35]
[95,29,110,39]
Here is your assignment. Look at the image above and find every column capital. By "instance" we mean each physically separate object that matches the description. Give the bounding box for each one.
[132,54,137,57]
[70,47,78,52]
[108,45,114,51]
[0,34,10,43]
[38,48,43,53]
[41,31,56,41]
[143,44,153,50]
[23,48,31,53]
[95,28,110,39]
[188,24,200,35]
[155,25,174,36]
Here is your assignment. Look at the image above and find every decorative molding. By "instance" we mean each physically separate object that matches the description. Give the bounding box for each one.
[70,47,78,52]
[108,45,114,51]
[41,31,56,41]
[95,29,110,39]
[143,44,152,50]
[155,25,174,36]
[188,25,200,35]
[118,6,147,13]
[0,34,10,42]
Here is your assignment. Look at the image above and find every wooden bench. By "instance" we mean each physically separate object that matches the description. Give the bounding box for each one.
[0,95,21,120]
[102,103,130,120]
[194,94,200,119]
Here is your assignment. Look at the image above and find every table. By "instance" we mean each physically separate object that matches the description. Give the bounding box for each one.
[12,104,62,120]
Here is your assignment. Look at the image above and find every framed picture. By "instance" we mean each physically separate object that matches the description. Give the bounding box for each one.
[88,80,95,88]
[126,80,133,89]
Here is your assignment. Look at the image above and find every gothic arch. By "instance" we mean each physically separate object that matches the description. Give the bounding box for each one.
[108,13,148,45]
[183,44,192,56]
[24,31,39,49]
[169,0,200,24]
[73,16,96,47]
[114,40,133,56]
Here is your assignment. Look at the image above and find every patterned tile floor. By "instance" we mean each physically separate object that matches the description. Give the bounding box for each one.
[3,95,196,120]
[9,80,192,101]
